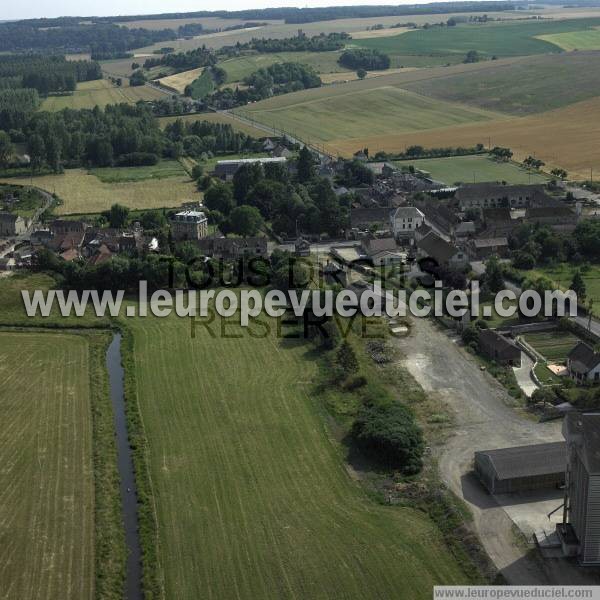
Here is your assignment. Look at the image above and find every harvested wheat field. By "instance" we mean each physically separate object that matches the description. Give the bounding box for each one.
[325,97,600,179]
[0,332,94,600]
[157,68,205,93]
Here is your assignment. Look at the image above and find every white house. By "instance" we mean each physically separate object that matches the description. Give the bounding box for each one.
[390,206,425,241]
[567,342,600,384]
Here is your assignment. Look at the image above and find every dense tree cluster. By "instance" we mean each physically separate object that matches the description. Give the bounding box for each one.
[3,103,175,172]
[164,118,261,156]
[0,55,101,95]
[0,21,176,54]
[0,88,41,130]
[202,154,348,238]
[338,48,391,71]
[237,32,349,53]
[143,47,216,73]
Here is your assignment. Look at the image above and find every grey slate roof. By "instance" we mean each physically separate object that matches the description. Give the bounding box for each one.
[475,441,566,481]
[456,183,544,202]
[417,232,459,263]
[568,342,600,373]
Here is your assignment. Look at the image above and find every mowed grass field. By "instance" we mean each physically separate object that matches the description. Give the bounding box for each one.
[0,168,197,215]
[0,332,94,600]
[236,86,498,145]
[89,159,187,183]
[523,331,581,362]
[129,314,470,598]
[397,155,549,185]
[41,79,167,111]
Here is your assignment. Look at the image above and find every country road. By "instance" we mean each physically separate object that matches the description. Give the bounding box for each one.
[391,316,599,584]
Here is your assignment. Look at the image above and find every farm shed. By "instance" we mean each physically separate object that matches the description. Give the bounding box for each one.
[475,442,566,495]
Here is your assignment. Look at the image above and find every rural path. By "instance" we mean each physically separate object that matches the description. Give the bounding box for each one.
[389,316,599,584]
[512,352,538,398]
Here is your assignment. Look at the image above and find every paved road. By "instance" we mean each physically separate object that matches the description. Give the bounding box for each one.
[390,316,600,584]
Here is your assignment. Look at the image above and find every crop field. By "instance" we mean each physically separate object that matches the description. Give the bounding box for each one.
[537,28,600,51]
[158,112,269,138]
[220,51,345,83]
[0,169,197,215]
[157,67,205,93]
[0,331,94,600]
[402,51,600,116]
[523,331,581,362]
[136,11,531,53]
[326,96,600,179]
[353,18,600,60]
[397,155,549,185]
[40,79,167,111]
[127,314,470,598]
[236,85,498,145]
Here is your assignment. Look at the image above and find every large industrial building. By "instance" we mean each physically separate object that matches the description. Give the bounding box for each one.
[559,412,600,565]
[474,442,566,495]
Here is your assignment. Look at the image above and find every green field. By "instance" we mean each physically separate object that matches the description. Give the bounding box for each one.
[0,331,94,599]
[524,330,581,362]
[187,69,215,99]
[89,160,187,183]
[236,86,497,144]
[0,168,197,215]
[353,18,600,60]
[397,155,549,185]
[402,51,600,116]
[220,51,345,82]
[538,28,600,51]
[128,313,469,598]
[40,79,167,111]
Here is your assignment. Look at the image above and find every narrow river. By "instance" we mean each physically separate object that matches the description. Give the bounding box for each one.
[106,333,143,600]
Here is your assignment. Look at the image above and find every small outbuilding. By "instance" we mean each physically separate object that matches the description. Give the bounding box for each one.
[478,329,521,367]
[475,441,566,495]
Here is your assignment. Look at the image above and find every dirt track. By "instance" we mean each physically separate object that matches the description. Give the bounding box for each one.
[392,317,600,584]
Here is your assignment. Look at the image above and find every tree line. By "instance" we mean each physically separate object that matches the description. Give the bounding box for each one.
[338,48,391,71]
[0,55,101,95]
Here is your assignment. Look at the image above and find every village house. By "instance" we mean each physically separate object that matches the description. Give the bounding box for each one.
[196,236,268,260]
[214,157,287,181]
[566,342,600,383]
[50,219,87,236]
[455,183,545,211]
[294,238,311,257]
[470,237,509,260]
[416,232,468,269]
[170,210,208,241]
[361,237,404,266]
[0,212,27,237]
[272,144,292,159]
[478,329,521,366]
[390,206,425,241]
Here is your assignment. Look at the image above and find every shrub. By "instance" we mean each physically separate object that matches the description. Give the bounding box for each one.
[352,403,424,474]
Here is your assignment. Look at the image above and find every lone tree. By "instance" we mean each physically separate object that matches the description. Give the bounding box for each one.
[571,270,586,302]
[551,168,568,180]
[336,341,359,376]
[484,255,505,294]
[297,145,315,182]
[356,68,367,80]
[106,203,130,229]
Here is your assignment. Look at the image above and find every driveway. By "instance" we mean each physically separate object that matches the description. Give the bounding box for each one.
[391,316,599,584]
[513,352,539,398]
